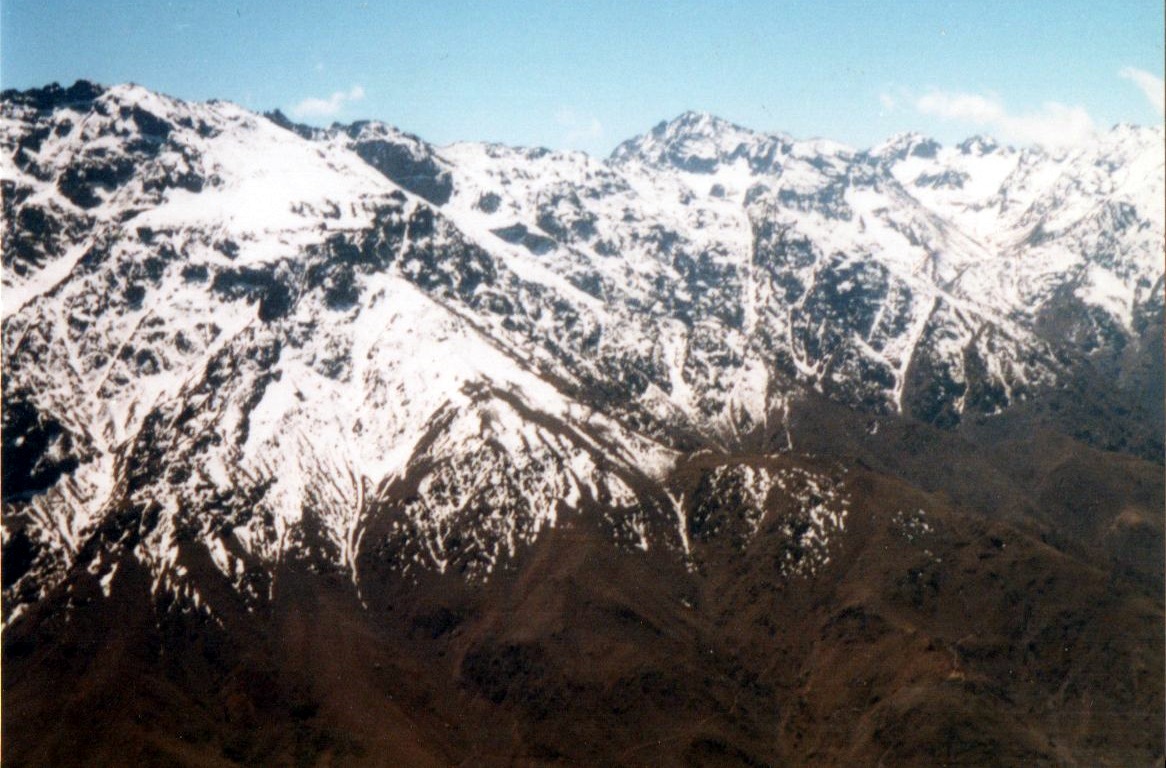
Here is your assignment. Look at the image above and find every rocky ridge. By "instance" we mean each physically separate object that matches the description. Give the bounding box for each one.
[2,81,1162,767]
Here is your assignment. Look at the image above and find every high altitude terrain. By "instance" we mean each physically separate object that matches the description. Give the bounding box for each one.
[3,81,1163,767]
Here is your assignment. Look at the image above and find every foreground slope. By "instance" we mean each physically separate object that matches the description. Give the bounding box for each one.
[2,82,1163,766]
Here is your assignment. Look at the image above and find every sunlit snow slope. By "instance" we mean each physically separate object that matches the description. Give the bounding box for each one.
[3,83,1162,623]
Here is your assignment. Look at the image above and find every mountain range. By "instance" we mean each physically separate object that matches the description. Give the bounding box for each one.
[3,80,1163,766]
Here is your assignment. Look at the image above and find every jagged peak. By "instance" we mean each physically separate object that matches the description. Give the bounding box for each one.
[94,82,194,123]
[656,110,747,138]
[262,113,437,158]
[956,134,1002,156]
[610,110,791,173]
[264,108,325,140]
[870,131,943,162]
[0,79,107,112]
[3,80,252,147]
[343,119,417,142]
[1099,122,1166,149]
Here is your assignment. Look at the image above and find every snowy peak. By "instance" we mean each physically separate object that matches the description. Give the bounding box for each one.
[614,110,747,151]
[641,110,755,148]
[611,110,792,174]
[2,79,408,319]
[869,131,944,163]
[2,79,216,213]
[261,111,457,205]
[956,134,1001,156]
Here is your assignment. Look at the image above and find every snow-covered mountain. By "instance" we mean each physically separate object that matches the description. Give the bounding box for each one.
[3,80,1163,767]
[3,82,1162,623]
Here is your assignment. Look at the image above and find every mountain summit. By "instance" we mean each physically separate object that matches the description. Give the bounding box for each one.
[609,110,792,171]
[3,82,1163,766]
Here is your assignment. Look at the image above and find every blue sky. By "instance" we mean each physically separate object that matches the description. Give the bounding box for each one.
[3,1,1163,154]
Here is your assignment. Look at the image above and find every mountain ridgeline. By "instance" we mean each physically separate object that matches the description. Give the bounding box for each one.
[3,81,1163,766]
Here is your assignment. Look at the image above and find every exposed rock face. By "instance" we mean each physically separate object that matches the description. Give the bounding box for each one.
[3,82,1163,766]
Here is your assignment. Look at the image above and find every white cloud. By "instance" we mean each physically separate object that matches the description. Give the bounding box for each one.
[878,92,896,112]
[290,85,365,119]
[1119,67,1164,117]
[914,89,1095,148]
[915,91,1002,123]
[556,107,604,149]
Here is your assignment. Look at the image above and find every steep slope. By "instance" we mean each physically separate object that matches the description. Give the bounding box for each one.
[2,82,690,622]
[2,82,1163,766]
[6,449,1160,766]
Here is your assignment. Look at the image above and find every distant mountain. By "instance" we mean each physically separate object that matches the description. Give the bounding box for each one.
[3,81,1162,767]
